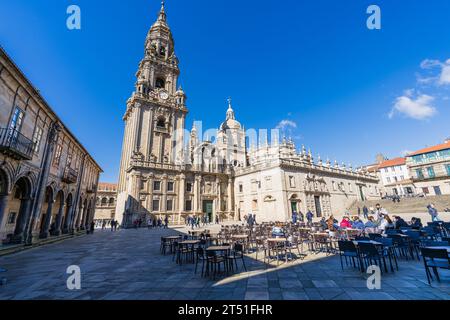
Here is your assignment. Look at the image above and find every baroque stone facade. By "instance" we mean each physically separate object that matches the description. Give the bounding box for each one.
[94,183,117,222]
[0,47,102,245]
[116,4,380,226]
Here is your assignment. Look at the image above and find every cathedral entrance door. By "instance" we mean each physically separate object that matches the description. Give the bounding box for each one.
[314,196,322,218]
[202,200,213,223]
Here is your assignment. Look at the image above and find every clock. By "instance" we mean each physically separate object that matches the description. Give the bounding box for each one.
[159,91,169,100]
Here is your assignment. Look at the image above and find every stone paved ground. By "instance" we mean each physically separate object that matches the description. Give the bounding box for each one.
[0,225,449,300]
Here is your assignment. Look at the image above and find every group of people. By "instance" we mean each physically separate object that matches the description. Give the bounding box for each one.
[186,214,219,230]
[291,210,315,226]
[100,220,120,231]
[244,213,257,227]
[147,216,169,229]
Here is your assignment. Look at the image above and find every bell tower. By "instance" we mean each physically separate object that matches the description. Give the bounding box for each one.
[116,2,188,225]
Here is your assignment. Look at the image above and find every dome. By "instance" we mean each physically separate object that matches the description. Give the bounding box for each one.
[220,97,241,131]
[220,119,242,131]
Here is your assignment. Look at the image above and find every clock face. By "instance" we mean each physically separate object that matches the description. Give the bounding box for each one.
[159,91,169,100]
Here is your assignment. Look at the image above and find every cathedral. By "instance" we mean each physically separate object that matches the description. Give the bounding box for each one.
[116,3,380,227]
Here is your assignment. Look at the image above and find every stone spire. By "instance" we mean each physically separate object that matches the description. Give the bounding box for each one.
[226,97,235,120]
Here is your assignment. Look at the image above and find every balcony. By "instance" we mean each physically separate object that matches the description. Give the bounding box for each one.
[62,167,78,184]
[86,184,97,194]
[0,128,35,160]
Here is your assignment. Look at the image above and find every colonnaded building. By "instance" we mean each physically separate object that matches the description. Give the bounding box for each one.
[116,4,380,227]
[0,47,102,246]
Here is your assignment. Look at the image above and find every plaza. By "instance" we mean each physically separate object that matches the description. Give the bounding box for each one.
[0,224,448,300]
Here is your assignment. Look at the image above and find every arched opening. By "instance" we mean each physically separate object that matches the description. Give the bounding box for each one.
[108,198,115,206]
[101,197,107,207]
[39,186,54,238]
[156,117,166,129]
[6,177,33,243]
[155,77,165,89]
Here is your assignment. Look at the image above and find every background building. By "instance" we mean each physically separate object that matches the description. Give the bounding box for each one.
[377,157,414,196]
[94,183,117,225]
[0,47,102,246]
[406,139,450,196]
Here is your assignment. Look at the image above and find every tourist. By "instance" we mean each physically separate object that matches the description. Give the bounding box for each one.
[215,215,219,224]
[378,215,394,232]
[427,204,441,222]
[147,217,153,229]
[339,216,352,229]
[393,216,408,229]
[298,211,304,223]
[374,203,388,220]
[352,217,365,230]
[410,217,423,229]
[90,221,95,234]
[152,218,157,229]
[319,217,327,230]
[363,206,369,219]
[195,216,200,229]
[306,210,314,227]
[164,215,169,229]
[101,221,106,230]
[111,220,115,231]
[292,211,298,224]
[365,216,377,228]
[357,207,361,217]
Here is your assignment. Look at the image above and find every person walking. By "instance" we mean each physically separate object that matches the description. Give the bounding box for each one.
[363,206,369,219]
[110,220,115,232]
[306,210,314,227]
[427,204,441,222]
[101,221,106,230]
[164,215,169,229]
[215,215,219,225]
[90,221,95,234]
[298,211,304,223]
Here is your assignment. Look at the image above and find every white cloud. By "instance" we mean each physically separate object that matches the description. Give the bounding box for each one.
[390,90,436,120]
[276,119,297,130]
[419,58,450,86]
[439,59,450,85]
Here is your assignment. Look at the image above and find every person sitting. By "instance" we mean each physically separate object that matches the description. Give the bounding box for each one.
[378,215,394,232]
[394,216,408,229]
[319,217,328,230]
[340,216,352,229]
[364,216,377,228]
[271,226,284,238]
[326,215,337,231]
[352,218,365,230]
[410,217,423,230]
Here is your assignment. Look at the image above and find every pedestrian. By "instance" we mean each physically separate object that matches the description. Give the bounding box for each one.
[110,220,115,231]
[427,204,441,222]
[306,210,313,227]
[215,215,219,225]
[164,215,169,229]
[102,221,106,230]
[292,211,298,224]
[196,216,200,228]
[298,211,304,223]
[90,221,95,234]
[357,207,361,217]
[363,206,369,219]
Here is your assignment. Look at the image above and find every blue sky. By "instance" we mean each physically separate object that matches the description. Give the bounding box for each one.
[1,0,449,182]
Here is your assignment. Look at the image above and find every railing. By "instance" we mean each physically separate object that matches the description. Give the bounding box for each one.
[412,172,450,182]
[62,167,78,184]
[129,160,231,174]
[0,128,35,160]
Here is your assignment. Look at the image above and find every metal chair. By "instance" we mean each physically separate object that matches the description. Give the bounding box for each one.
[420,248,450,285]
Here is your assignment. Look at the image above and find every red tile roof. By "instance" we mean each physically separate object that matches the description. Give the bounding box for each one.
[408,141,450,157]
[378,157,406,169]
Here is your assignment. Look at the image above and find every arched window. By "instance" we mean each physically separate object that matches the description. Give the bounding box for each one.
[101,198,107,206]
[159,46,166,56]
[156,117,166,128]
[155,77,165,89]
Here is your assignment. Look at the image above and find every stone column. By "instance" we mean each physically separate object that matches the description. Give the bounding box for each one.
[193,175,201,214]
[0,195,8,235]
[39,199,54,239]
[75,204,83,230]
[227,178,233,221]
[53,203,65,236]
[161,174,168,216]
[62,203,73,234]
[178,174,185,224]
[12,197,33,243]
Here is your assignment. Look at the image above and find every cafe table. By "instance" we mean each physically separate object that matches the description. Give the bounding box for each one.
[177,240,200,265]
[162,235,181,254]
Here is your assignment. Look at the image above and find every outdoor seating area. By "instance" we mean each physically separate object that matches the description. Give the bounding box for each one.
[161,220,450,285]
